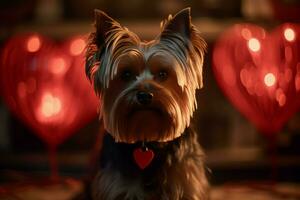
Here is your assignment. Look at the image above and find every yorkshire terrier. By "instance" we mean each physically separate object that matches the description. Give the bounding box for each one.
[84,7,208,200]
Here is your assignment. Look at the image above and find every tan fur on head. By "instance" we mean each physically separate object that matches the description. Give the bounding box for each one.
[86,8,206,143]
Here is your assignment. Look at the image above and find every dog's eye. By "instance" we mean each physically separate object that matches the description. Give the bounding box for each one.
[120,70,135,82]
[156,70,168,82]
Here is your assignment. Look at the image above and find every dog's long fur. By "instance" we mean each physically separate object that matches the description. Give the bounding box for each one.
[84,8,208,200]
[91,128,207,200]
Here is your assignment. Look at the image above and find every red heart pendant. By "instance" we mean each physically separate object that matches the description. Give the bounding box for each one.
[133,148,154,169]
[213,23,300,135]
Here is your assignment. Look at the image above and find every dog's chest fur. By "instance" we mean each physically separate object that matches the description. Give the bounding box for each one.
[91,128,208,200]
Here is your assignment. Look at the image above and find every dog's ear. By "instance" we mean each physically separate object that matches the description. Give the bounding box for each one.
[159,8,206,89]
[86,10,121,86]
[94,9,121,47]
[160,7,192,39]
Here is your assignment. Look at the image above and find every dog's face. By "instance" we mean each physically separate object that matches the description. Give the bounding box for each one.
[86,8,206,143]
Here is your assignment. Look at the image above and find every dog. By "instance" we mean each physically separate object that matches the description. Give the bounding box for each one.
[84,7,208,200]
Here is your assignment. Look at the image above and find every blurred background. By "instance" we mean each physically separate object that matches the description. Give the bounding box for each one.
[0,0,300,199]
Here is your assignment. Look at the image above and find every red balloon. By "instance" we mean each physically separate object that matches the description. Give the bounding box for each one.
[213,24,300,135]
[0,34,98,147]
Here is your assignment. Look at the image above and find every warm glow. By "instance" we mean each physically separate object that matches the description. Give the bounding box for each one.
[27,36,41,52]
[264,73,276,87]
[27,77,37,93]
[49,57,67,74]
[17,82,26,98]
[276,89,286,107]
[240,68,251,88]
[70,38,85,56]
[241,28,251,40]
[278,93,286,106]
[285,46,293,62]
[41,93,62,117]
[296,75,300,91]
[248,38,261,52]
[222,64,236,86]
[284,68,292,82]
[284,28,296,42]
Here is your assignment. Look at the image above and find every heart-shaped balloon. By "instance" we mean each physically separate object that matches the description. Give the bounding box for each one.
[0,34,99,147]
[213,23,300,135]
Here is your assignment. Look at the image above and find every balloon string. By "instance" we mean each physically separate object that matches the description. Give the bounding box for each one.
[48,145,59,182]
[267,134,278,184]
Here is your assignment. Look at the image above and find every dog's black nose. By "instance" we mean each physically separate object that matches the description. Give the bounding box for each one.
[136,91,153,105]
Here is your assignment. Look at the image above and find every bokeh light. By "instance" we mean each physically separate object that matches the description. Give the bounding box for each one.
[70,38,85,56]
[40,93,62,118]
[284,28,296,42]
[276,89,286,107]
[241,28,251,40]
[264,73,276,87]
[49,56,67,75]
[26,36,41,53]
[248,38,261,52]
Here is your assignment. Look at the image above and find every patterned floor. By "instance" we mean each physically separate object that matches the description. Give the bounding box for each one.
[1,179,300,200]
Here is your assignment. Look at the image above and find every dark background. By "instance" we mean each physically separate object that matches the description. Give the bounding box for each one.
[1,0,300,186]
